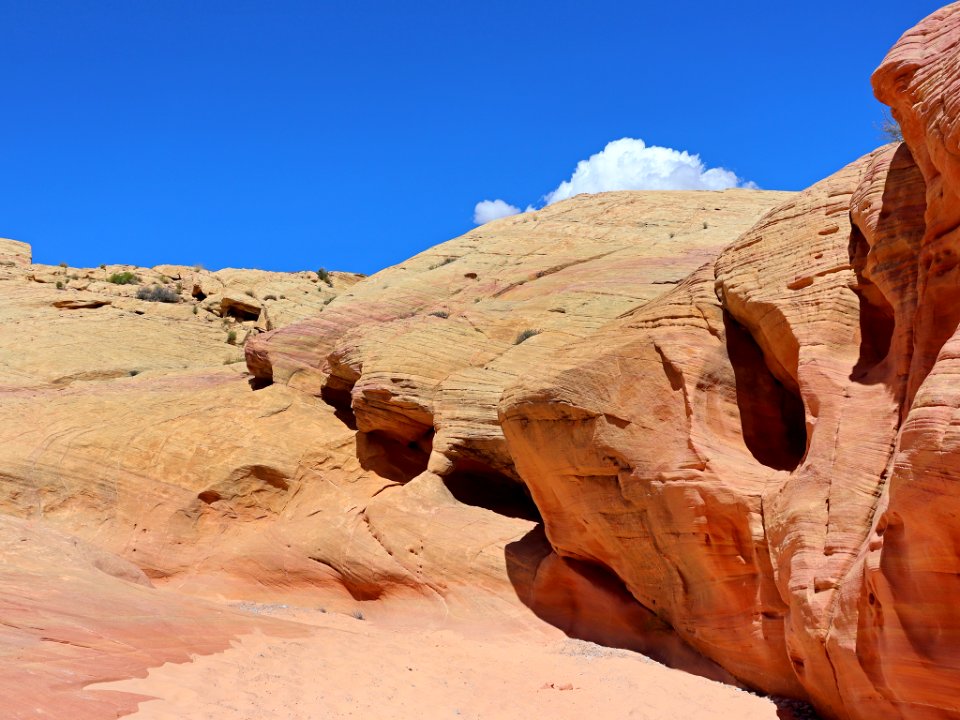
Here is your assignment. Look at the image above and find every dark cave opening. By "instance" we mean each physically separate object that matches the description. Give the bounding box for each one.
[320,380,359,430]
[356,429,433,484]
[847,223,896,381]
[441,455,541,522]
[723,311,807,472]
[222,305,259,322]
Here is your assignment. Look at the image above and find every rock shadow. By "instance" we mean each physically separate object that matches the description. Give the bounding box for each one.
[355,429,432,484]
[504,524,743,686]
[723,311,806,471]
[441,456,541,522]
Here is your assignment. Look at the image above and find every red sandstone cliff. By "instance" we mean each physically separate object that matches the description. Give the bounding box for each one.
[500,5,960,718]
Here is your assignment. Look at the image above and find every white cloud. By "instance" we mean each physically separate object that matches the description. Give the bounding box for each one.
[473,138,753,221]
[473,198,521,225]
[545,138,746,204]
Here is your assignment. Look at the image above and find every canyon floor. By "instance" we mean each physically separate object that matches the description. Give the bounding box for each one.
[89,602,804,720]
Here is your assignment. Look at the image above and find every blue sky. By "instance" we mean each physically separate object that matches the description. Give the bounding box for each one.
[0,1,944,274]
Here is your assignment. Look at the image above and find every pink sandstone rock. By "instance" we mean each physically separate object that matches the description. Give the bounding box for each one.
[498,5,960,719]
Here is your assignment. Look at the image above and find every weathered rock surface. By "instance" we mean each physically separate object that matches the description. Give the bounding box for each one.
[5,6,960,718]
[246,190,790,487]
[0,237,31,266]
[0,254,360,389]
[498,5,960,719]
[857,5,960,718]
[0,192,790,713]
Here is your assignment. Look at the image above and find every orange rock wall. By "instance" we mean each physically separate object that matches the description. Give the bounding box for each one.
[501,5,960,719]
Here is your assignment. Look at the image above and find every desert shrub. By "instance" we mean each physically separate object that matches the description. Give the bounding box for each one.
[514,328,540,345]
[429,257,455,270]
[192,305,199,315]
[136,285,179,303]
[429,310,449,318]
[55,280,63,289]
[351,610,365,620]
[58,261,67,268]
[702,221,708,229]
[226,330,237,345]
[879,110,904,142]
[107,271,139,285]
[317,268,333,286]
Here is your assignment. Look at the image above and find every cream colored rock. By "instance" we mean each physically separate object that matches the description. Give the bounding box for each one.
[248,190,791,488]
[0,254,358,389]
[0,237,30,266]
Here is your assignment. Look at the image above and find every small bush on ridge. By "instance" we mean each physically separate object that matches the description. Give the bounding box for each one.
[136,285,179,303]
[107,271,139,285]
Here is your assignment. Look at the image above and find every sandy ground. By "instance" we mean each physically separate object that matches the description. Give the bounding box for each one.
[89,604,808,720]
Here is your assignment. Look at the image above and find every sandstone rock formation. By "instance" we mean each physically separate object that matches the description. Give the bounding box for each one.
[0,193,788,713]
[0,250,360,389]
[4,5,960,719]
[498,5,960,719]
[246,190,790,486]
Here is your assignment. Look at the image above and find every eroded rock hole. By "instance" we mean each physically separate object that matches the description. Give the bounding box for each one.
[306,555,385,602]
[442,456,541,522]
[223,305,259,322]
[848,223,895,379]
[723,311,806,471]
[503,527,735,683]
[231,464,290,491]
[356,429,432,483]
[248,376,273,391]
[197,490,221,504]
[320,380,358,430]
